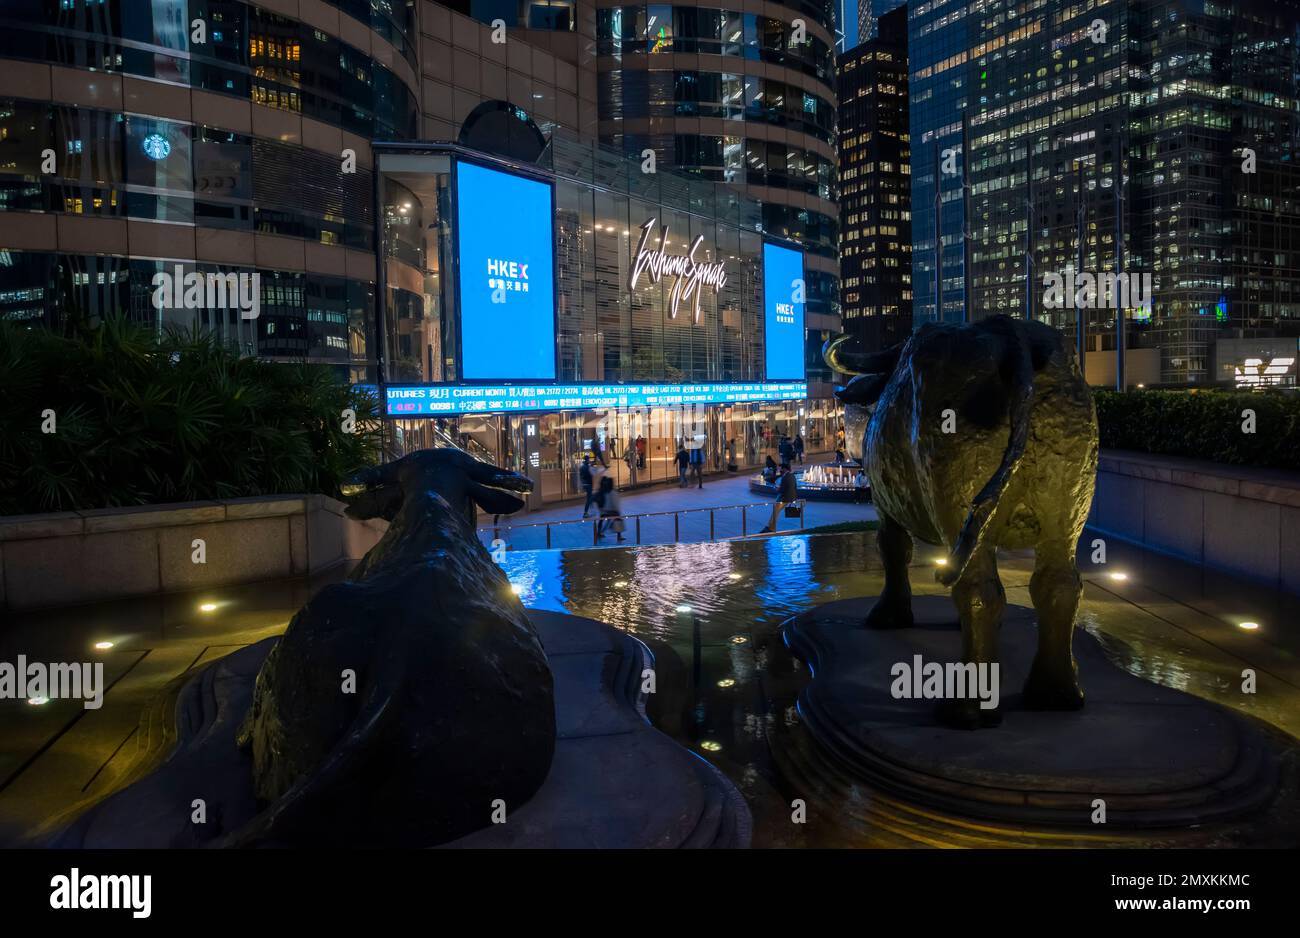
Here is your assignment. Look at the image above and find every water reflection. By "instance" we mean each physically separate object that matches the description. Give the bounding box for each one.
[3,530,1295,848]
[499,532,1299,848]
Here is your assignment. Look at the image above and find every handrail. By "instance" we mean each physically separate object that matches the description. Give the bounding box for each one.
[478,498,807,547]
[486,499,790,529]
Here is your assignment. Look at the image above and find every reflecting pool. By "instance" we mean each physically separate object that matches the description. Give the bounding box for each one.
[1,530,1296,847]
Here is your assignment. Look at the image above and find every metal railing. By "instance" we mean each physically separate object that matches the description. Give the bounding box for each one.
[478,499,807,550]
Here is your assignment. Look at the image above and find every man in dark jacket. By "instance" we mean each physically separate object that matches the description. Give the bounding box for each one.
[760,465,800,533]
[688,443,704,488]
[675,444,690,487]
[579,455,595,517]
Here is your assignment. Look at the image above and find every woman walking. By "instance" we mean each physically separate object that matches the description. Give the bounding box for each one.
[623,440,638,487]
[595,476,625,542]
[760,464,800,534]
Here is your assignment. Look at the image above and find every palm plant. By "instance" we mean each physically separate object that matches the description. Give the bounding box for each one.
[0,317,382,515]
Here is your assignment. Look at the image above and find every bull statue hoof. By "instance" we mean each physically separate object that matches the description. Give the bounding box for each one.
[231,448,555,847]
[863,598,913,630]
[935,698,1003,730]
[825,315,1099,724]
[1022,667,1086,711]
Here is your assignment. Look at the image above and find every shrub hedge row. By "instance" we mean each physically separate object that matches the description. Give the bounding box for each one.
[0,318,382,515]
[1093,388,1300,471]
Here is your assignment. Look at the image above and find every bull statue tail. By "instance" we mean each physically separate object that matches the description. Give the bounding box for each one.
[937,326,1036,588]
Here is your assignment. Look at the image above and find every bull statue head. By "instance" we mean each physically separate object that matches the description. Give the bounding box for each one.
[342,447,532,526]
[823,333,905,463]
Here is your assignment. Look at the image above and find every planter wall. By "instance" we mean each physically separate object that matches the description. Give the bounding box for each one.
[0,495,387,611]
[1088,450,1300,595]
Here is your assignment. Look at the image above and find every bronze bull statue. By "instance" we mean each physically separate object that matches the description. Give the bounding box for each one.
[826,315,1098,729]
[232,448,555,845]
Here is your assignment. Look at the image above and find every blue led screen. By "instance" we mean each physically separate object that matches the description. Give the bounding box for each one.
[762,241,806,381]
[456,161,556,380]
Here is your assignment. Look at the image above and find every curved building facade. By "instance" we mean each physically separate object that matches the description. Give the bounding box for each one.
[0,0,425,380]
[593,1,841,382]
[1,1,839,505]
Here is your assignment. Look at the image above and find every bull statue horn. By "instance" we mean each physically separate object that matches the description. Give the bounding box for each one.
[823,334,907,377]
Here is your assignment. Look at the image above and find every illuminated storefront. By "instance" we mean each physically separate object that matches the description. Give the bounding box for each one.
[375,137,839,507]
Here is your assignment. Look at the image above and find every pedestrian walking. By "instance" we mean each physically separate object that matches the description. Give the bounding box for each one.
[778,435,794,468]
[794,434,805,465]
[594,476,625,542]
[675,443,690,487]
[579,455,595,518]
[624,441,638,487]
[760,464,800,534]
[689,443,704,489]
[635,435,646,469]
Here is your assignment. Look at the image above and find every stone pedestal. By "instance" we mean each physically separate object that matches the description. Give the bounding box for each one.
[782,595,1284,828]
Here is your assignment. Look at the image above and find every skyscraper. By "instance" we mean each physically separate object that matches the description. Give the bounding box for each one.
[907,0,1300,385]
[594,3,842,384]
[838,4,911,352]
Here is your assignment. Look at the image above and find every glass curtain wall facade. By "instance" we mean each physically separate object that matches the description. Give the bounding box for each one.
[908,0,1300,385]
[0,0,420,381]
[594,1,842,383]
[838,5,912,353]
[380,134,839,503]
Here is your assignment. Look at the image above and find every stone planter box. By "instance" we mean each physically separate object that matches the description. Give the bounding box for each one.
[1089,450,1300,595]
[0,495,388,611]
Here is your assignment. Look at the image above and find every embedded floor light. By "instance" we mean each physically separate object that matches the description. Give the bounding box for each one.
[675,604,693,614]
[717,678,736,688]
[934,557,948,567]
[1238,621,1260,631]
[1109,572,1128,581]
[699,740,722,752]
[730,635,748,645]
[198,602,218,613]
[93,641,114,650]
[613,580,628,588]
[728,572,743,580]
[27,697,49,706]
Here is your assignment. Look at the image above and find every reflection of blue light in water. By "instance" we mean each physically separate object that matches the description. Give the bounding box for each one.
[754,535,819,614]
[499,550,567,611]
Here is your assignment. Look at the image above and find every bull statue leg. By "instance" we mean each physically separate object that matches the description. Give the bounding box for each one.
[1023,536,1086,710]
[864,511,914,629]
[938,545,1005,728]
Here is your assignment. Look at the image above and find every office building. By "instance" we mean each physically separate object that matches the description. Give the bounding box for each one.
[0,1,834,504]
[907,0,1300,385]
[837,4,911,352]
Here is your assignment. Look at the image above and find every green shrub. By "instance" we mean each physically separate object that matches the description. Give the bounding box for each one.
[0,317,382,515]
[1094,388,1300,470]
